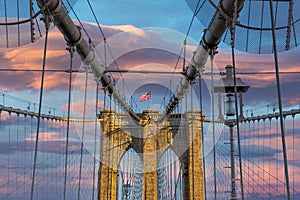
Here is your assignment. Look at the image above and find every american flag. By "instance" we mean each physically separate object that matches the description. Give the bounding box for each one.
[139,91,151,102]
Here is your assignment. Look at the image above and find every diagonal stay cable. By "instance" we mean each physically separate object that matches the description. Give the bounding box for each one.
[30,11,51,200]
[269,0,291,198]
[77,70,89,200]
[92,82,99,200]
[63,45,75,200]
[86,0,140,111]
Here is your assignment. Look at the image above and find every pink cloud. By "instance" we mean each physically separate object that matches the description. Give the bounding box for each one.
[214,48,300,88]
[25,131,78,143]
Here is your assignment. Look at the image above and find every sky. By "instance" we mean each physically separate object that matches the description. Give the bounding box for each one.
[0,0,300,199]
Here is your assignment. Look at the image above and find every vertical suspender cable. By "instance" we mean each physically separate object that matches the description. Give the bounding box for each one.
[191,84,195,200]
[4,0,8,48]
[108,94,112,199]
[292,114,295,199]
[63,45,75,200]
[210,52,217,200]
[7,112,11,197]
[24,114,27,196]
[30,12,50,200]
[269,118,272,196]
[16,113,20,198]
[17,0,20,46]
[92,82,99,200]
[198,76,207,199]
[30,0,34,43]
[269,0,291,198]
[230,0,244,198]
[78,70,89,200]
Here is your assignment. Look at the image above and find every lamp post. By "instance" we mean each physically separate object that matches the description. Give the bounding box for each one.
[213,65,249,200]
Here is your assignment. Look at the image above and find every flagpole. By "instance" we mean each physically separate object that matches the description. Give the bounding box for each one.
[149,93,152,110]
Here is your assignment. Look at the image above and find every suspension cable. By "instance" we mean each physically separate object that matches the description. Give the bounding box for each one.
[210,51,217,200]
[4,0,8,48]
[161,0,203,107]
[269,0,291,199]
[199,75,207,199]
[63,44,75,200]
[92,82,99,200]
[30,11,51,200]
[78,70,89,200]
[85,0,140,111]
[230,0,245,198]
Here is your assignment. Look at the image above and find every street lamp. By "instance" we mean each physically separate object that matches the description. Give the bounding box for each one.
[214,65,249,121]
[213,65,249,200]
[225,93,236,117]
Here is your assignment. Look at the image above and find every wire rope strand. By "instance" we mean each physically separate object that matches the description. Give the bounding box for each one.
[92,82,99,200]
[78,70,89,200]
[108,94,112,200]
[17,0,20,46]
[63,45,75,200]
[161,0,202,106]
[209,51,217,200]
[85,0,140,111]
[229,0,245,197]
[199,76,207,199]
[4,0,8,48]
[269,0,291,198]
[7,112,11,197]
[30,12,51,200]
[16,113,20,198]
[292,114,295,199]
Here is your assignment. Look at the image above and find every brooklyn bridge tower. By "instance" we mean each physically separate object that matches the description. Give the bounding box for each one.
[98,110,205,200]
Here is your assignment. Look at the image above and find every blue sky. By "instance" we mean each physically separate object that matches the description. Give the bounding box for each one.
[69,0,204,38]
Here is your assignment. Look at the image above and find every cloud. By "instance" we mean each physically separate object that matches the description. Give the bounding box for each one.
[214,47,300,88]
[60,98,104,118]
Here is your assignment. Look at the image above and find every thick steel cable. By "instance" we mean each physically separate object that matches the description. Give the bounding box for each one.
[17,0,20,46]
[286,0,294,50]
[86,0,140,111]
[229,0,245,198]
[0,2,56,26]
[64,0,104,64]
[7,113,11,198]
[245,0,252,52]
[161,0,202,107]
[292,115,295,199]
[16,113,20,198]
[190,88,195,200]
[4,0,8,48]
[269,0,291,198]
[108,94,112,199]
[92,82,99,200]
[209,52,217,200]
[78,71,89,200]
[198,76,207,199]
[30,13,50,200]
[63,45,75,200]
[258,0,265,54]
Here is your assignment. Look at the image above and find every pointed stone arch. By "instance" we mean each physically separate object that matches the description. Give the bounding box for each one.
[157,147,183,200]
[117,148,143,200]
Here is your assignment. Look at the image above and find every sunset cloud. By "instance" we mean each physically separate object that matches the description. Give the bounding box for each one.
[0,6,299,198]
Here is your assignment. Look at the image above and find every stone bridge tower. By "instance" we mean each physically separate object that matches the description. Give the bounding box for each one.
[98,110,205,200]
